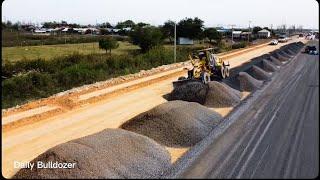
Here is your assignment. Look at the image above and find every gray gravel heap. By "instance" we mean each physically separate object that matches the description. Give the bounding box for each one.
[238,72,263,91]
[251,65,272,81]
[276,52,289,61]
[270,56,284,66]
[168,81,209,104]
[13,129,171,179]
[204,81,241,108]
[121,100,222,147]
[263,59,279,72]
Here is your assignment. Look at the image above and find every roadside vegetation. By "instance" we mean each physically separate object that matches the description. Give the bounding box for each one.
[2,46,207,108]
[2,17,262,108]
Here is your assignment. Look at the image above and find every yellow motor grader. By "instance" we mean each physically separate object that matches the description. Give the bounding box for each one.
[173,48,230,87]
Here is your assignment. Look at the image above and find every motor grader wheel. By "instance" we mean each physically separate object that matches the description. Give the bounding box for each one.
[219,65,226,79]
[201,72,211,84]
[224,63,230,78]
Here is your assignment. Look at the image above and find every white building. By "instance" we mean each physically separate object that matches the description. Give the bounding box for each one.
[258,29,271,38]
[178,37,194,45]
[232,31,242,38]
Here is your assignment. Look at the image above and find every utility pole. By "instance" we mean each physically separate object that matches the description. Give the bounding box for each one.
[230,24,236,47]
[174,22,176,63]
[248,20,252,42]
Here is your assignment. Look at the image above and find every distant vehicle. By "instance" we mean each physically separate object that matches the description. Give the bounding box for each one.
[269,39,278,45]
[304,45,318,55]
[278,36,288,43]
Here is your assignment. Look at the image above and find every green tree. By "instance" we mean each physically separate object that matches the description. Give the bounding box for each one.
[98,38,119,54]
[204,28,222,43]
[116,20,135,29]
[161,20,175,43]
[99,22,113,28]
[129,26,164,52]
[252,26,263,34]
[177,17,204,40]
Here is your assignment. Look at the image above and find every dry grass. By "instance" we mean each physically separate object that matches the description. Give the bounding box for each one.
[2,41,140,62]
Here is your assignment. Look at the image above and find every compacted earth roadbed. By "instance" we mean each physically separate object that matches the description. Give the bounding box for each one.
[167,41,319,179]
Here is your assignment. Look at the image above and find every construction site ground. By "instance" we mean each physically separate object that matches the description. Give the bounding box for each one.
[2,36,311,178]
[169,40,319,179]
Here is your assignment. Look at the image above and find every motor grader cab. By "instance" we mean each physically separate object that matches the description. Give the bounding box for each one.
[173,48,230,87]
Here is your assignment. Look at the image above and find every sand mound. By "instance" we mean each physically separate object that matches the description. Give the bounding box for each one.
[168,81,208,104]
[13,129,171,179]
[263,59,279,72]
[270,56,283,66]
[204,81,241,108]
[121,100,222,147]
[238,72,263,92]
[251,65,272,81]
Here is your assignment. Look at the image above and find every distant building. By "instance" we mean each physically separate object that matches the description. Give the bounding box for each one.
[240,32,252,40]
[232,31,242,38]
[258,29,271,38]
[178,37,194,45]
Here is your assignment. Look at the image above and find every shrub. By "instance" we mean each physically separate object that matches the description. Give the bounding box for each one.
[129,26,164,52]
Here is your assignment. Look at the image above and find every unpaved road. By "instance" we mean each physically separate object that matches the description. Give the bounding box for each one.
[174,41,319,178]
[1,37,306,178]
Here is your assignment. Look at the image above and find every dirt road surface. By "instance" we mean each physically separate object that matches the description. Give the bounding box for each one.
[1,37,307,178]
[171,40,319,179]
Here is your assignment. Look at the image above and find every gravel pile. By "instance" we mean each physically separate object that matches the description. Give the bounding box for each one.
[121,100,222,147]
[238,72,263,91]
[13,129,171,179]
[251,65,272,81]
[287,49,296,55]
[204,81,241,108]
[281,51,293,58]
[269,56,284,66]
[168,81,209,104]
[262,59,279,72]
[275,52,288,61]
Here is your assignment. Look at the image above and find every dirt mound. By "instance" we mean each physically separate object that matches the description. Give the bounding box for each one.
[269,56,283,66]
[251,65,272,81]
[13,129,171,179]
[168,81,208,104]
[204,81,241,108]
[263,59,279,72]
[238,72,263,91]
[121,100,222,147]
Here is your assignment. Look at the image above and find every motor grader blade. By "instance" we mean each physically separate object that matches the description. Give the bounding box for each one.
[172,78,201,89]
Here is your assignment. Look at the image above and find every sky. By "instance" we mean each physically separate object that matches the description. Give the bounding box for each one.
[2,0,319,29]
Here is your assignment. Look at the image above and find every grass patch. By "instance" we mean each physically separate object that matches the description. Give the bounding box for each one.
[2,45,206,109]
[2,41,140,62]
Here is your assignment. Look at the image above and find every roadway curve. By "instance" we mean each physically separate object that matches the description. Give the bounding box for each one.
[170,40,319,178]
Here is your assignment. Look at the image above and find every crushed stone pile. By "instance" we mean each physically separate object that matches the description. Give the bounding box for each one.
[13,129,171,179]
[270,56,283,66]
[281,51,293,58]
[275,52,288,61]
[251,65,272,81]
[168,81,208,104]
[262,59,279,72]
[204,81,241,108]
[287,49,296,55]
[238,72,263,92]
[121,100,222,147]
